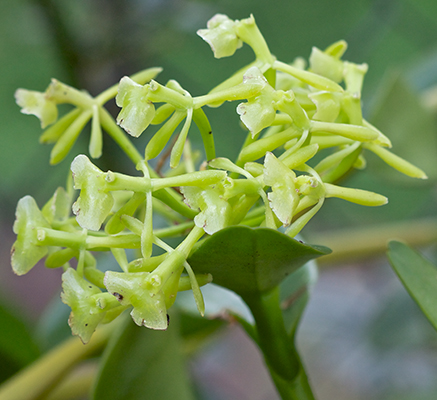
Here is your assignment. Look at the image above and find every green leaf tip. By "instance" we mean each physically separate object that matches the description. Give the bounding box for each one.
[188,226,331,296]
[387,241,437,332]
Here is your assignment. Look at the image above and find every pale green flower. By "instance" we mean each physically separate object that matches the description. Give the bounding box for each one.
[197,14,243,58]
[116,76,155,137]
[237,92,276,136]
[308,91,342,122]
[181,183,232,235]
[236,67,275,136]
[15,89,58,128]
[263,152,299,226]
[41,187,73,224]
[343,61,368,95]
[104,271,168,330]
[11,196,51,275]
[61,268,106,344]
[309,46,344,83]
[71,155,114,231]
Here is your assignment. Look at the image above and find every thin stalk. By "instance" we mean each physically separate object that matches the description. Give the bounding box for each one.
[96,67,163,105]
[99,108,197,219]
[154,221,195,238]
[192,108,215,162]
[308,216,437,265]
[37,228,140,249]
[99,107,142,165]
[45,362,98,400]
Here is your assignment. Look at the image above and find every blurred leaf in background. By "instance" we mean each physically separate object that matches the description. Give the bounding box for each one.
[0,302,40,381]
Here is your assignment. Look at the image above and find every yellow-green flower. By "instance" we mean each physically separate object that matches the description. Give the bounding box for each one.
[197,14,243,58]
[11,196,51,275]
[15,89,58,128]
[116,76,156,137]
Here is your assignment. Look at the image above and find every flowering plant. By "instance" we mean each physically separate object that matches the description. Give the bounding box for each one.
[2,13,431,400]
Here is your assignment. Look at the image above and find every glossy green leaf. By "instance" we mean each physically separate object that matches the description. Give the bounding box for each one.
[92,314,195,400]
[177,282,253,322]
[387,240,437,331]
[188,226,330,296]
[178,260,318,337]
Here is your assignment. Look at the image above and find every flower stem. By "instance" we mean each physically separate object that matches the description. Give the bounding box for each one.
[192,108,216,161]
[99,107,143,165]
[37,228,141,249]
[308,216,437,265]
[96,67,163,105]
[243,287,316,400]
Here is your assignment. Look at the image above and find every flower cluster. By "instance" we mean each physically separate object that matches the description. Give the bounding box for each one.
[11,14,426,343]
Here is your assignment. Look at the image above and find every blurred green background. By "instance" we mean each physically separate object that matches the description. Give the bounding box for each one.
[1,0,437,399]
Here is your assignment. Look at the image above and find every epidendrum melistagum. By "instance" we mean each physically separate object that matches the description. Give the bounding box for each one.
[11,14,426,344]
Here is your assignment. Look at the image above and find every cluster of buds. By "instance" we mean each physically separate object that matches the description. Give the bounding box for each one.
[11,14,426,343]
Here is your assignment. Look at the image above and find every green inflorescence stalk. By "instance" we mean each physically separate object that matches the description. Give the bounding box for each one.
[9,12,428,400]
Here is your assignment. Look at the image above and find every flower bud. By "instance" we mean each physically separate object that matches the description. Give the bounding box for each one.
[364,143,427,179]
[324,183,388,206]
[310,120,379,142]
[309,46,344,83]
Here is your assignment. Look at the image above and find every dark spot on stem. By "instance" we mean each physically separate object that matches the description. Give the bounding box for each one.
[167,314,170,325]
[113,292,124,301]
[208,130,212,135]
